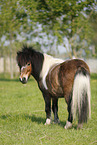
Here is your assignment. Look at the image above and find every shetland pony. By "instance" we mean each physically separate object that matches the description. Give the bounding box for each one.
[17,45,91,129]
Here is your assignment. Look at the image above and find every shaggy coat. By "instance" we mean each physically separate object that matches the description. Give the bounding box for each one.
[17,46,91,129]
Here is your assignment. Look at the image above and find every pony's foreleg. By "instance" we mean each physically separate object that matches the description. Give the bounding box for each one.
[52,98,60,124]
[43,93,51,125]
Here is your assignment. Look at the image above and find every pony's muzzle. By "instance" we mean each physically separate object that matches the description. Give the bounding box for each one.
[19,77,27,84]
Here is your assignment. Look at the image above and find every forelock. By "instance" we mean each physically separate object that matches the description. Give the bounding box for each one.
[17,51,31,67]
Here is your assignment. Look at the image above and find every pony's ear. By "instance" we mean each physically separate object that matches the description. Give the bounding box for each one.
[17,51,22,57]
[17,51,20,55]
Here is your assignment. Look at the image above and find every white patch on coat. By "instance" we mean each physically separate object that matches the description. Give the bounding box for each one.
[20,66,29,81]
[40,54,64,90]
[21,66,26,71]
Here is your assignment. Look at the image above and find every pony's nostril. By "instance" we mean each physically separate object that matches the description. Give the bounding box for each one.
[22,77,26,82]
[19,77,27,84]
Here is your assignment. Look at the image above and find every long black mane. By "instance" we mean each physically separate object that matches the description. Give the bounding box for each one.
[17,45,44,80]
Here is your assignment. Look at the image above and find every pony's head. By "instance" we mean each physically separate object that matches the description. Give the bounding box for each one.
[19,62,32,84]
[17,46,32,84]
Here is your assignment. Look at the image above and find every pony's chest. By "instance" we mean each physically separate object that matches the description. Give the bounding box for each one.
[46,65,63,97]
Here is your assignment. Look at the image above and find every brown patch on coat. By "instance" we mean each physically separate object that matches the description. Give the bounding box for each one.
[46,59,90,103]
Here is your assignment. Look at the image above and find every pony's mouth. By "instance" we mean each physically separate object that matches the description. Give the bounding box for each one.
[19,77,28,84]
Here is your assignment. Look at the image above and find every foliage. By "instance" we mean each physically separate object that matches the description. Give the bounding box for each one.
[21,0,96,57]
[0,0,27,40]
[0,73,97,144]
[0,0,97,58]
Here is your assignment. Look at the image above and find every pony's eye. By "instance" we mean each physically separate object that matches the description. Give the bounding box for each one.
[27,63,30,66]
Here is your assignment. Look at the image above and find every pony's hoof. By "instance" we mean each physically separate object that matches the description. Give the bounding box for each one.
[64,121,72,129]
[77,124,83,129]
[44,118,51,125]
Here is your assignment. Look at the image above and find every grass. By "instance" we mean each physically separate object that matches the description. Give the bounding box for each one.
[0,74,97,145]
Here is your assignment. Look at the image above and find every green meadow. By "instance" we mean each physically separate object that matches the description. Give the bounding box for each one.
[0,74,97,145]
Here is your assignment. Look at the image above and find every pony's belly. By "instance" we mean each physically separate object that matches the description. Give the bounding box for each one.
[48,80,63,97]
[47,83,63,97]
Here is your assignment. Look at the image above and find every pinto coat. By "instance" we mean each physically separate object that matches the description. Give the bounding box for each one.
[17,45,91,129]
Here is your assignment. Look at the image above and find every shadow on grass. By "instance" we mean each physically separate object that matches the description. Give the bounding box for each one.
[1,114,12,119]
[25,115,68,128]
[24,114,78,129]
[0,113,45,125]
[25,114,46,124]
[0,113,67,128]
[1,114,81,129]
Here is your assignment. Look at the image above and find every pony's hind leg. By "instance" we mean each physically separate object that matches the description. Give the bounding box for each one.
[52,98,60,123]
[65,97,73,129]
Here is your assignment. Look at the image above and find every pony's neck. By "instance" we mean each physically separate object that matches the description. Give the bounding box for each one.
[31,51,44,82]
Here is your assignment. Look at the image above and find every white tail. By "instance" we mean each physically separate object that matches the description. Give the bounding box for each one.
[72,73,91,123]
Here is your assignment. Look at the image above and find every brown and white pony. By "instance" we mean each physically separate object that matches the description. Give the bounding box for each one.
[17,45,91,129]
